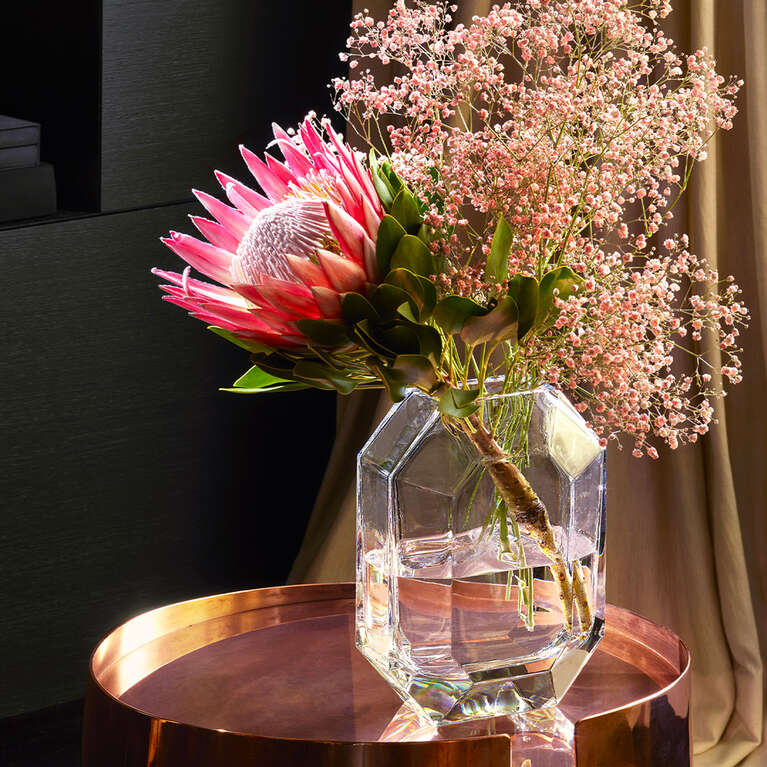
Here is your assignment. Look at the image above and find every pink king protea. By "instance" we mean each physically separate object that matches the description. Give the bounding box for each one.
[153,118,384,349]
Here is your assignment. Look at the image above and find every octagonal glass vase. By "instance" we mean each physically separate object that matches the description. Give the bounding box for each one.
[356,386,606,725]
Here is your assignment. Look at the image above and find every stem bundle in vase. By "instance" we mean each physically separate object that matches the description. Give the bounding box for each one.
[460,412,591,633]
[152,0,747,642]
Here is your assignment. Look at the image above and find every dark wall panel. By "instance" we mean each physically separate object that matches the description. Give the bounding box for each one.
[0,208,335,716]
[100,0,352,210]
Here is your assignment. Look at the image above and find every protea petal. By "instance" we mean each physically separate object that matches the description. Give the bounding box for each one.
[193,190,250,238]
[272,123,314,178]
[250,279,322,320]
[189,216,240,252]
[325,123,357,168]
[362,237,378,283]
[161,232,233,285]
[361,195,381,241]
[323,201,374,267]
[252,307,302,336]
[311,286,343,318]
[324,124,381,214]
[299,118,327,161]
[285,255,333,289]
[265,154,297,187]
[240,145,291,200]
[335,182,365,228]
[153,269,246,306]
[163,294,273,333]
[317,249,367,292]
[214,170,272,215]
[162,296,243,332]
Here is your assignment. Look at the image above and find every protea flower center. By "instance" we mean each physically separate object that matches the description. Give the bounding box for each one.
[232,199,331,285]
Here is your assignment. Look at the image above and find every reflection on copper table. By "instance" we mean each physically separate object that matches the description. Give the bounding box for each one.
[82,583,691,766]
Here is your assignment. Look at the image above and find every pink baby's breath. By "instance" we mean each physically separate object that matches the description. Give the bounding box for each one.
[334,0,746,456]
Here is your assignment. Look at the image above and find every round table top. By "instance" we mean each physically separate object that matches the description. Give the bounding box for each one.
[83,583,691,767]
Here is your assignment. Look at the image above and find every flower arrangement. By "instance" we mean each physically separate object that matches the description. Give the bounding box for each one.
[153,0,745,633]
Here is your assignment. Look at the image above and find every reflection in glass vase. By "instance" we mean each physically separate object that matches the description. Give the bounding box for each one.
[357,387,606,726]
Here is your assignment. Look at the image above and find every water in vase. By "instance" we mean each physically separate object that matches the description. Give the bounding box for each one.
[356,388,606,724]
[360,523,601,722]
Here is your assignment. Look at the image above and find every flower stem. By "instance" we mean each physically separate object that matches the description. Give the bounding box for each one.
[460,413,593,634]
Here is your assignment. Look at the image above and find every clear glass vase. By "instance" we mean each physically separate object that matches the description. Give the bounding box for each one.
[356,386,606,725]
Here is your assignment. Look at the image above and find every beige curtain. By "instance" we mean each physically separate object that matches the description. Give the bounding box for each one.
[290,2,766,763]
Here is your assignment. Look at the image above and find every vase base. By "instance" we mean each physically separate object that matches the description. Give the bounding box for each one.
[381,703,575,766]
[359,615,604,725]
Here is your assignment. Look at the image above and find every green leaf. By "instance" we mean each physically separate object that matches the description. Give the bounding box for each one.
[223,381,310,393]
[397,301,417,322]
[376,215,407,276]
[536,266,584,329]
[223,364,309,393]
[296,318,349,347]
[389,235,435,277]
[382,163,404,196]
[376,322,421,356]
[370,152,395,210]
[393,354,439,389]
[433,295,487,335]
[460,296,519,347]
[292,361,358,395]
[353,319,397,359]
[390,188,423,234]
[341,293,379,325]
[232,365,294,389]
[378,354,440,402]
[375,365,410,402]
[507,275,539,340]
[369,149,380,175]
[486,216,513,285]
[372,173,394,210]
[207,326,274,355]
[385,267,437,319]
[413,324,443,362]
[439,387,481,418]
[371,283,415,319]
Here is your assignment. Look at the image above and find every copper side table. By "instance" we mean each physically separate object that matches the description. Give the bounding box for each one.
[82,583,691,766]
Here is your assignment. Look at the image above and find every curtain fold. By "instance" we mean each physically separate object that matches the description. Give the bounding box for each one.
[290,2,766,763]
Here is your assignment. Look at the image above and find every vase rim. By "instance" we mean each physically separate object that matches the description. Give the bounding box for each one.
[411,380,558,403]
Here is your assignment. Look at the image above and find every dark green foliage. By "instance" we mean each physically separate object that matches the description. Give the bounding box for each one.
[433,296,487,334]
[485,216,513,286]
[460,296,519,346]
[439,387,480,417]
[390,234,435,276]
[536,266,583,329]
[385,268,437,321]
[341,293,379,325]
[390,188,422,235]
[292,361,358,394]
[375,215,407,275]
[507,275,539,340]
[295,318,349,347]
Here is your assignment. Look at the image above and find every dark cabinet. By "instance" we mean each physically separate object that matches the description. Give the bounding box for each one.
[0,0,349,719]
